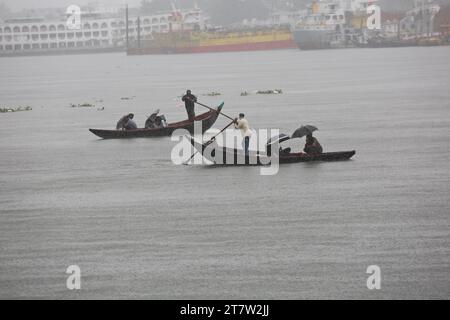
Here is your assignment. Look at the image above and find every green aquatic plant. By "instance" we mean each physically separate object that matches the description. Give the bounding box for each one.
[70,103,95,108]
[0,106,32,113]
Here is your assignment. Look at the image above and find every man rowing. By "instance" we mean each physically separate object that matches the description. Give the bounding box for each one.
[234,113,252,156]
[116,113,137,131]
[182,90,197,121]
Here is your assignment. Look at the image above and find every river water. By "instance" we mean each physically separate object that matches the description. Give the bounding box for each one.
[0,47,449,299]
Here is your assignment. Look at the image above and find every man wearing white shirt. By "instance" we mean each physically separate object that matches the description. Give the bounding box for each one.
[234,113,252,156]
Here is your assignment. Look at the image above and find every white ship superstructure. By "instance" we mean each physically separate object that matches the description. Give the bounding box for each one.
[0,8,208,56]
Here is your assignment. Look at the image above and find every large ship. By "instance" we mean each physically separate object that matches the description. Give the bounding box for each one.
[126,7,296,55]
[0,6,195,57]
[127,28,297,55]
[292,0,371,50]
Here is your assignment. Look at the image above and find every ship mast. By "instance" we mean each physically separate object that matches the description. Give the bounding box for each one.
[125,4,129,50]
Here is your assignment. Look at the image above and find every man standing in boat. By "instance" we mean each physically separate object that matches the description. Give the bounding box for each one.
[182,90,197,121]
[234,113,252,156]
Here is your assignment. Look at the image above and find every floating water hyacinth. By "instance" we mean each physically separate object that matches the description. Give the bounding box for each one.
[0,106,32,113]
[202,92,221,96]
[256,89,283,95]
[70,103,95,108]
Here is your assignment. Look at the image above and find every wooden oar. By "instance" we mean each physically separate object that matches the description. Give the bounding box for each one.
[186,98,235,122]
[183,120,236,165]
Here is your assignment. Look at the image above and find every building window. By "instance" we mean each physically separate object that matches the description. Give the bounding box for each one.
[101,31,108,37]
[23,44,31,50]
[93,23,99,29]
[84,32,91,37]
[41,43,49,49]
[83,23,91,30]
[32,35,39,41]
[50,43,57,48]
[76,32,83,38]
[40,25,47,32]
[76,41,83,47]
[40,34,48,40]
[22,26,30,32]
[14,44,22,50]
[13,26,21,33]
[101,23,108,29]
[32,43,39,49]
[58,24,65,31]
[31,26,38,32]
[4,27,12,33]
[58,33,65,39]
[49,25,56,32]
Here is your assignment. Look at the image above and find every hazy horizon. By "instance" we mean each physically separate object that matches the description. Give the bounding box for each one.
[0,0,141,12]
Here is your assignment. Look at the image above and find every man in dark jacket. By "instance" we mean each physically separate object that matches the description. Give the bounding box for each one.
[304,133,323,154]
[182,90,197,121]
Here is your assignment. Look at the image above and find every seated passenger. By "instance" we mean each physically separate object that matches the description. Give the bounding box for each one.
[145,109,167,129]
[304,133,323,154]
[154,115,167,128]
[117,113,137,130]
[125,116,138,130]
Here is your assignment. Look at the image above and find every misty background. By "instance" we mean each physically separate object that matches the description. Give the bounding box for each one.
[2,0,450,25]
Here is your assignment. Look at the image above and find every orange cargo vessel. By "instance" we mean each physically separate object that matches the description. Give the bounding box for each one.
[127,29,297,55]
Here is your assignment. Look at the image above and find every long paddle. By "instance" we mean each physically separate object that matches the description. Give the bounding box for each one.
[183,120,236,165]
[185,97,236,122]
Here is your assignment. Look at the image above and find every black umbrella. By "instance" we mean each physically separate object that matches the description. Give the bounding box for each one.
[292,125,318,139]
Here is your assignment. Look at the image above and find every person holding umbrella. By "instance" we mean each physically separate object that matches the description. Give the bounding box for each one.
[304,133,323,154]
[292,125,323,154]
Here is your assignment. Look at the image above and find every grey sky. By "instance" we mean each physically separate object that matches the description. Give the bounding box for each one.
[1,0,141,12]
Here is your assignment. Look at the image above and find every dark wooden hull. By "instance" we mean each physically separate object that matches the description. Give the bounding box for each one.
[190,138,355,165]
[89,104,223,139]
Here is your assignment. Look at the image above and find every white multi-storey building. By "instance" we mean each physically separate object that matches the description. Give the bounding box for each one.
[0,8,207,56]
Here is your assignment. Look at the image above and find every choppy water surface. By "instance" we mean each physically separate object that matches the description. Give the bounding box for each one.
[0,47,449,299]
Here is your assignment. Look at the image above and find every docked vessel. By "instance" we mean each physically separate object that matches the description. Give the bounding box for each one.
[292,0,370,50]
[127,28,297,55]
[0,6,200,56]
[126,6,296,55]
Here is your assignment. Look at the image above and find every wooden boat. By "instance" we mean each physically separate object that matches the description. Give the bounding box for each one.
[190,138,355,165]
[89,103,223,139]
